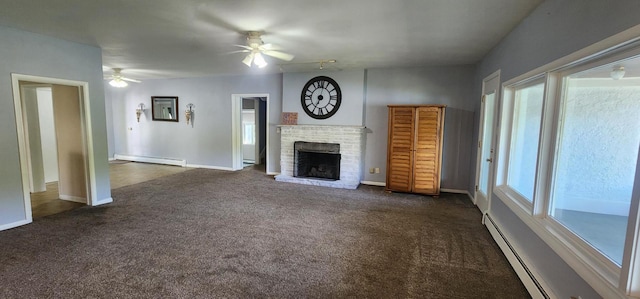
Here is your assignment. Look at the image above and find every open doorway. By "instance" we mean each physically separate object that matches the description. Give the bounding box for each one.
[12,74,96,221]
[232,94,269,172]
[22,86,85,218]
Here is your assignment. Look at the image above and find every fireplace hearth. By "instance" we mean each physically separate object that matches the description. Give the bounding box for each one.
[294,141,340,180]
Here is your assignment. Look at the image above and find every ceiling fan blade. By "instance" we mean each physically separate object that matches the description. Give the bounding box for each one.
[122,77,141,83]
[262,50,294,61]
[195,10,244,34]
[225,50,251,55]
[234,44,253,50]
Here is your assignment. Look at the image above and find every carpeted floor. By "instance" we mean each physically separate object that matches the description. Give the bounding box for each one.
[0,167,530,298]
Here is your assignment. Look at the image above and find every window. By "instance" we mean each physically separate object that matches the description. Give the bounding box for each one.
[504,81,545,202]
[242,109,256,145]
[243,123,255,145]
[548,57,640,266]
[493,38,640,297]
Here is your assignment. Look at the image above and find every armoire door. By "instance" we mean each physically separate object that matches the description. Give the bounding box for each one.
[386,107,415,192]
[412,106,444,194]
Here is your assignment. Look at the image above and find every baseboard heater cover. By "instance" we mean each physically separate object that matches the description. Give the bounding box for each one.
[484,214,549,299]
[113,154,186,167]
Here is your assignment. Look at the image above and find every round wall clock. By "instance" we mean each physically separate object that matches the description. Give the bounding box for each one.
[300,76,342,119]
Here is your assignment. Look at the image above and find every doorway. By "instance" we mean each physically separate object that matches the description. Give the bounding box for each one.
[474,70,500,214]
[232,94,269,171]
[12,74,97,222]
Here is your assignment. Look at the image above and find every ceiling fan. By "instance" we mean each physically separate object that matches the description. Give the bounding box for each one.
[106,68,141,88]
[233,31,295,68]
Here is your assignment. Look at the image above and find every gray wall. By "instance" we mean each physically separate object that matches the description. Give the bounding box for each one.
[282,70,365,126]
[107,74,283,173]
[108,66,476,190]
[473,0,640,297]
[0,25,111,228]
[363,66,476,190]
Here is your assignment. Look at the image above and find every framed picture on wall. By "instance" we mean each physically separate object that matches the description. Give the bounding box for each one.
[151,96,179,122]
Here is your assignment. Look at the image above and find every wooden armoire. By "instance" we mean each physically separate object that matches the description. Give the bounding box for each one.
[386,105,446,196]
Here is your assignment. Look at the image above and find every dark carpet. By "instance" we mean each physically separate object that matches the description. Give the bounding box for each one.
[0,167,530,298]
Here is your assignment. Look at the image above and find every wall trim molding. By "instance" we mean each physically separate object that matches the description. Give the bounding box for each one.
[360,180,385,187]
[441,188,473,200]
[484,214,551,299]
[114,154,186,167]
[0,219,32,232]
[59,195,87,203]
[185,164,234,171]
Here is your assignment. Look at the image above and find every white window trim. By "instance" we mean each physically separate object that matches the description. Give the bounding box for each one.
[496,77,546,211]
[492,24,640,299]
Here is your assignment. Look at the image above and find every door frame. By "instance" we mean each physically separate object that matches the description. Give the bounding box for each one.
[12,74,97,223]
[474,70,500,215]
[231,94,269,171]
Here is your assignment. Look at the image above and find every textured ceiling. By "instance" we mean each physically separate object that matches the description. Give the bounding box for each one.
[0,0,543,79]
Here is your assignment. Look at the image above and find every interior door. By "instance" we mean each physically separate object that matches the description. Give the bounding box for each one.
[386,107,415,192]
[474,71,500,213]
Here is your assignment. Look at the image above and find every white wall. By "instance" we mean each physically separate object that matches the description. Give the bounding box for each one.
[36,87,59,183]
[0,25,110,229]
[473,0,640,297]
[107,73,282,173]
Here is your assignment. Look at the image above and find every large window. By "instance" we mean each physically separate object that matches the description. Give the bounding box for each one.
[494,41,640,297]
[549,58,640,266]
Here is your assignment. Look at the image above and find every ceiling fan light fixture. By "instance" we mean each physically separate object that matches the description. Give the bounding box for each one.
[242,53,254,67]
[254,52,267,68]
[611,66,625,80]
[109,78,128,88]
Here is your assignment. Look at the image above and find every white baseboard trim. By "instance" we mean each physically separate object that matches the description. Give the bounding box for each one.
[60,194,87,203]
[360,180,386,186]
[92,197,113,206]
[266,172,280,176]
[0,219,32,231]
[114,154,187,167]
[108,157,116,161]
[484,214,552,299]
[186,164,234,171]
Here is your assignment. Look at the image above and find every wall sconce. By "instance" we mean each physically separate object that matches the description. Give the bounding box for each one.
[185,103,194,125]
[135,103,145,122]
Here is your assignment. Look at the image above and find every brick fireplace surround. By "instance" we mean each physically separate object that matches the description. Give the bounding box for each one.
[275,125,366,189]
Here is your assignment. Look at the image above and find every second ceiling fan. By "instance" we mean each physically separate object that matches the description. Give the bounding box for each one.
[234,31,294,68]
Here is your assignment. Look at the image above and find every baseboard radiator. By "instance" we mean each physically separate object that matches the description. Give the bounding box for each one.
[113,154,186,167]
[484,214,550,299]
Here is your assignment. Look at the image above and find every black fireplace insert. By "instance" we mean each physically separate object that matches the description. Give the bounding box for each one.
[294,141,340,180]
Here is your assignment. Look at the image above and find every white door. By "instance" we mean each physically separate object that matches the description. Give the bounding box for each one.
[474,71,500,214]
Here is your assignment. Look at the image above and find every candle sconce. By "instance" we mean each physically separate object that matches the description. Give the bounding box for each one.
[185,103,194,125]
[135,103,145,122]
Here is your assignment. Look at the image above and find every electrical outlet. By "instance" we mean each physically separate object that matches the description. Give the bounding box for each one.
[369,167,374,174]
[375,167,380,174]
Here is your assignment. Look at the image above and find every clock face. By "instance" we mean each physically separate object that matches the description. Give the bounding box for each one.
[301,76,342,119]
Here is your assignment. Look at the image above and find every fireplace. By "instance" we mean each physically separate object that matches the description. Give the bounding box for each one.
[276,125,365,189]
[294,141,341,180]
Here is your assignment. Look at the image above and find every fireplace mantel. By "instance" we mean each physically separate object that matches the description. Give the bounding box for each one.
[275,125,366,189]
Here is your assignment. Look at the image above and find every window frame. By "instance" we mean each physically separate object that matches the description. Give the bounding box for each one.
[495,76,547,212]
[492,33,640,298]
